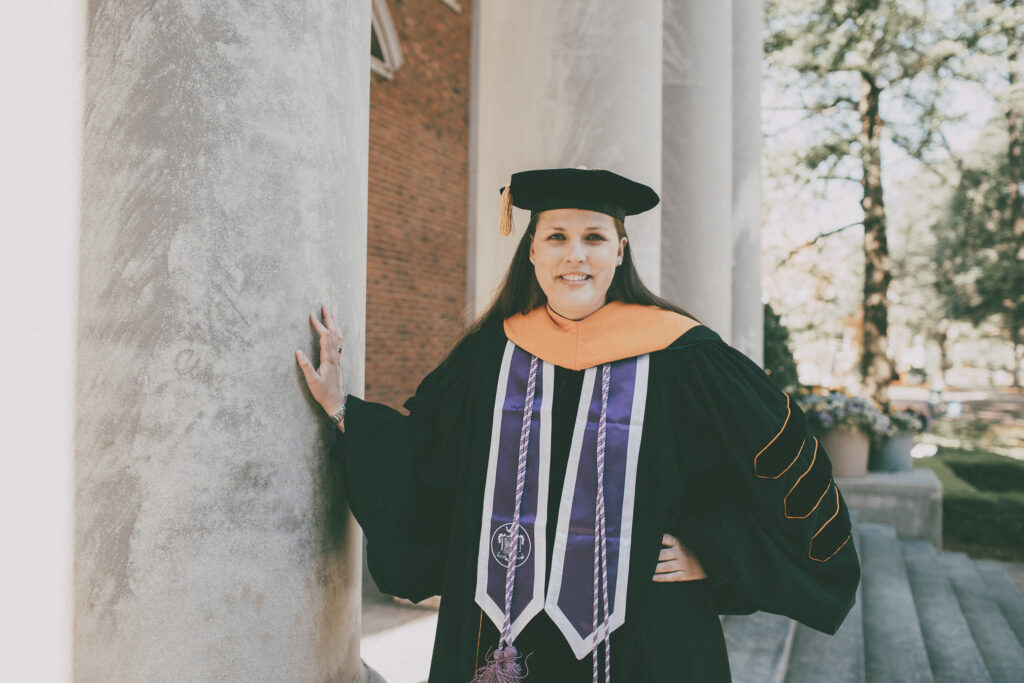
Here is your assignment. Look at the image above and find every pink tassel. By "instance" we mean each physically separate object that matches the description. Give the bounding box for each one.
[471,645,527,683]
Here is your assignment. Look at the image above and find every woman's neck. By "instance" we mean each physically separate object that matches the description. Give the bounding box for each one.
[546,301,605,322]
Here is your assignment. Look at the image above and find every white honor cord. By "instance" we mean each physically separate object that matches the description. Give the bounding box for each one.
[593,363,612,683]
[501,354,539,647]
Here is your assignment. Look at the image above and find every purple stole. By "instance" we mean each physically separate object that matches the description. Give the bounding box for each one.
[475,340,649,659]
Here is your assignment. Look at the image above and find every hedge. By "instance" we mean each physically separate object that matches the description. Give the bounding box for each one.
[913,448,1024,558]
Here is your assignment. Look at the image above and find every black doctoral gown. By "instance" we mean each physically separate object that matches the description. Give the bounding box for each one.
[331,318,861,682]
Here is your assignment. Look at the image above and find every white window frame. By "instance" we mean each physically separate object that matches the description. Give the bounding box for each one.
[370,0,404,80]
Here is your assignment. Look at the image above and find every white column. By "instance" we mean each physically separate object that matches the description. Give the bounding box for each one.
[732,0,765,364]
[0,5,81,681]
[75,2,370,680]
[470,0,664,316]
[662,0,734,339]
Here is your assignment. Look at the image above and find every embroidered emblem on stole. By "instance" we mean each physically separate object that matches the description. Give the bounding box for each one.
[475,343,552,641]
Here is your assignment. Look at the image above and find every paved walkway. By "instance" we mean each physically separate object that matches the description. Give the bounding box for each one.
[997,560,1024,595]
[358,557,1024,683]
[361,589,436,683]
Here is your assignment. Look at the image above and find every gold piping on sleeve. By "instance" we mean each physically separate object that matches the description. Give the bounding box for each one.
[783,438,831,519]
[808,486,850,562]
[757,438,805,480]
[811,532,851,562]
[753,392,792,476]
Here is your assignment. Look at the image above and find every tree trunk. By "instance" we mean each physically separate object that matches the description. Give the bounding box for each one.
[1010,313,1023,388]
[1011,337,1019,387]
[1006,56,1023,244]
[857,73,894,407]
[1004,63,1022,386]
[933,324,951,386]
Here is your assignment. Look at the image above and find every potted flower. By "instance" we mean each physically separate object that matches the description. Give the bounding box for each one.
[870,406,931,472]
[797,391,891,478]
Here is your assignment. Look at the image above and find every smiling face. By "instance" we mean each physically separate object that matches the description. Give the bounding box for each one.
[529,208,628,320]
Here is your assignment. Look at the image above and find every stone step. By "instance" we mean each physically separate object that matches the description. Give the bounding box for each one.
[901,541,991,683]
[975,559,1024,647]
[859,523,934,682]
[720,520,1024,683]
[835,469,942,547]
[722,611,795,683]
[784,524,865,683]
[940,552,1024,682]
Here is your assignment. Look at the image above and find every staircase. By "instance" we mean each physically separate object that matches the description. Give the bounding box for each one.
[723,522,1024,683]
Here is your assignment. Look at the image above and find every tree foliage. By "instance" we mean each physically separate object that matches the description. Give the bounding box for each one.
[933,123,1024,383]
[928,0,1024,384]
[763,302,800,391]
[765,0,959,405]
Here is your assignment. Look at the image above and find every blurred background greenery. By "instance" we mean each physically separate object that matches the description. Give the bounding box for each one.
[760,0,1023,560]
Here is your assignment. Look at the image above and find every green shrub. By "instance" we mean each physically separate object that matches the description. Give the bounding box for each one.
[948,461,1024,494]
[914,448,1024,556]
[931,418,992,443]
[942,495,1024,556]
[913,456,975,497]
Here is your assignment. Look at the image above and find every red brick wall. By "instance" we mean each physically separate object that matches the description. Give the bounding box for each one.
[365,0,471,409]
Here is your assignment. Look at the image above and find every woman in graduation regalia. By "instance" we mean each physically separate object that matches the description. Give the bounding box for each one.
[297,168,860,682]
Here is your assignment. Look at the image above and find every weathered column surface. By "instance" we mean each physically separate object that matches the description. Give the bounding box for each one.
[77,2,370,681]
[662,0,735,339]
[731,0,765,363]
[470,0,663,316]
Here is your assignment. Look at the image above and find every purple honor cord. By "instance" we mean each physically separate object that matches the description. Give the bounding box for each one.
[502,354,538,648]
[472,355,539,682]
[592,364,612,683]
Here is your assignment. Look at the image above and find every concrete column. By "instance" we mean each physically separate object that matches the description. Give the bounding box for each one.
[662,1,734,339]
[731,0,765,364]
[1,4,81,680]
[470,0,663,316]
[76,3,370,681]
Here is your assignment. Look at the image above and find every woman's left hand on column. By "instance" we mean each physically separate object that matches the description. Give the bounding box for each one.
[296,305,346,419]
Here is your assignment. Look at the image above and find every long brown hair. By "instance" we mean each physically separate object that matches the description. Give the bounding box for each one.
[459,213,701,344]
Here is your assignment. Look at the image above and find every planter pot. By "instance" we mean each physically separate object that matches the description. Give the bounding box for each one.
[820,427,870,478]
[870,432,915,472]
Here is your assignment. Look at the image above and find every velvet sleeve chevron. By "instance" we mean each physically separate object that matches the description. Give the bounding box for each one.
[670,335,861,636]
[753,393,852,563]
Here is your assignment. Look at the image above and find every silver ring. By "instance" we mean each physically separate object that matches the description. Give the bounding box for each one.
[337,345,343,354]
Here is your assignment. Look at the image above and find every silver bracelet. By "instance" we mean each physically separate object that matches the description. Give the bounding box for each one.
[329,399,346,426]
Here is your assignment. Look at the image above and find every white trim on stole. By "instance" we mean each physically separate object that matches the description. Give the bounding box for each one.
[544,355,649,659]
[474,341,553,642]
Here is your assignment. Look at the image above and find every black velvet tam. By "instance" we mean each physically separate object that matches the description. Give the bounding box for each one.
[500,167,660,221]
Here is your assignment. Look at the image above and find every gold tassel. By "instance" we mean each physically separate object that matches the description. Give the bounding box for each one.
[499,184,516,236]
